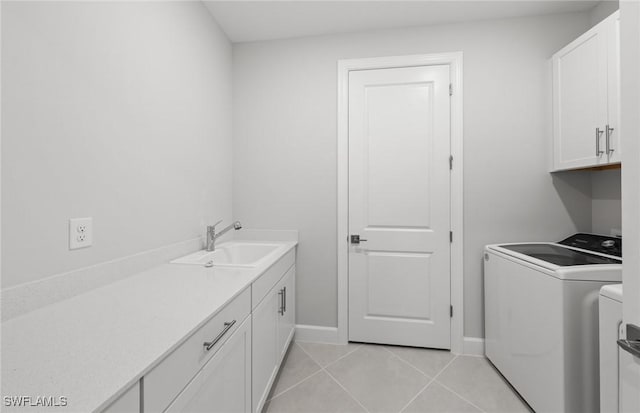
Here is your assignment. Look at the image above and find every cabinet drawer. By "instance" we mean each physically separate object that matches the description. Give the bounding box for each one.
[252,249,295,309]
[165,317,252,413]
[144,288,251,413]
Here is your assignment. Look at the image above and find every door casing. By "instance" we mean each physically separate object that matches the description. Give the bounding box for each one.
[337,52,464,354]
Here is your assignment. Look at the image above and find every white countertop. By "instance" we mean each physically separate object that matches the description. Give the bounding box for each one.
[1,240,297,412]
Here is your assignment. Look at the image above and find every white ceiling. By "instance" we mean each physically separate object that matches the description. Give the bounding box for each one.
[204,1,601,43]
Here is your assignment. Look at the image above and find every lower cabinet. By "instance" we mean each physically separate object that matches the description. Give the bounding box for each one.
[136,252,296,413]
[277,267,295,361]
[252,265,296,413]
[165,316,252,413]
[144,289,251,413]
[252,283,280,413]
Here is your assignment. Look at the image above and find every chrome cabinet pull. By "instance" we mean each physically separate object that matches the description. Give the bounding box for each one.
[278,288,284,315]
[203,320,236,351]
[596,127,604,156]
[283,286,287,313]
[606,124,615,155]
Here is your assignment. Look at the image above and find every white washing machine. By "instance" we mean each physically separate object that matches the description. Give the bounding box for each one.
[599,283,623,413]
[484,233,622,413]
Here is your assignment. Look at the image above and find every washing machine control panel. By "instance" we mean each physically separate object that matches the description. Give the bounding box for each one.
[558,233,622,258]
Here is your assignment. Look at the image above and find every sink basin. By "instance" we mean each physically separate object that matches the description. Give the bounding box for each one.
[171,243,280,267]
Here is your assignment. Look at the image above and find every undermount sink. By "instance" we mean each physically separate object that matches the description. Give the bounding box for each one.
[171,242,280,267]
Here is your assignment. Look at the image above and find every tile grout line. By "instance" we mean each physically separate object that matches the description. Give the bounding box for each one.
[324,344,469,413]
[382,345,468,386]
[398,377,437,413]
[434,380,488,413]
[297,342,371,413]
[427,354,488,413]
[298,341,363,370]
[266,366,324,402]
[386,349,489,413]
[268,342,364,406]
[266,343,324,401]
[398,354,459,413]
[381,346,434,379]
[269,343,492,413]
[323,363,372,413]
[429,354,458,381]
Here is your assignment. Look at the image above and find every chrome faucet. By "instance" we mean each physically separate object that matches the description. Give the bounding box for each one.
[206,220,242,251]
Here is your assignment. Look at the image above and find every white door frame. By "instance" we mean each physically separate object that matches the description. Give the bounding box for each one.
[337,52,464,354]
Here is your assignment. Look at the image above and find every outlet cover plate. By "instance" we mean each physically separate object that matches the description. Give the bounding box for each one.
[69,217,93,250]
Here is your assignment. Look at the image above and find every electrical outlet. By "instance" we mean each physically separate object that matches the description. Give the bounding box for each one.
[69,217,93,250]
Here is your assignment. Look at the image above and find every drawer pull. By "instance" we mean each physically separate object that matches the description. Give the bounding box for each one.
[203,320,236,351]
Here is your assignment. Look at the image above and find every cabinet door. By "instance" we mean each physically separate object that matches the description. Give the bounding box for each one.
[553,23,608,170]
[277,266,296,362]
[252,287,279,413]
[165,317,252,413]
[606,12,621,164]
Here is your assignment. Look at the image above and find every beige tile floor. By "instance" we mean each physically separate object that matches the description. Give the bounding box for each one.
[263,341,533,413]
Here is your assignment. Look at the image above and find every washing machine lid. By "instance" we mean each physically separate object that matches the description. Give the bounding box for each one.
[600,284,623,302]
[486,243,622,281]
[500,243,621,266]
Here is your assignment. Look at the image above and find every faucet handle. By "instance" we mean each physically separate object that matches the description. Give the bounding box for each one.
[207,220,223,235]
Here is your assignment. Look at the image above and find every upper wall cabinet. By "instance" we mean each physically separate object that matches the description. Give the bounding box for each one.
[552,11,620,171]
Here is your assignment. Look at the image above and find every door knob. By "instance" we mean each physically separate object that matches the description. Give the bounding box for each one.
[350,235,368,244]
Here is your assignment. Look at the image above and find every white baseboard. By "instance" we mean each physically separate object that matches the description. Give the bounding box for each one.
[295,324,339,344]
[462,337,485,356]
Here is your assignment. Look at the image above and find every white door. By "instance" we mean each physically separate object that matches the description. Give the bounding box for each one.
[348,65,451,349]
[552,23,608,170]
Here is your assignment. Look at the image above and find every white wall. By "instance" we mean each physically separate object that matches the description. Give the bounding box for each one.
[591,169,622,235]
[1,2,233,288]
[233,12,594,338]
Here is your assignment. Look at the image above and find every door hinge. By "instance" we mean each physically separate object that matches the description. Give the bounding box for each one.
[449,83,453,96]
[449,155,453,170]
[449,231,453,243]
[450,305,453,317]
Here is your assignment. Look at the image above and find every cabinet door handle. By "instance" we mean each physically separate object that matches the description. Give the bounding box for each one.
[606,124,615,155]
[203,320,236,351]
[283,286,287,313]
[596,127,604,156]
[278,288,284,315]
